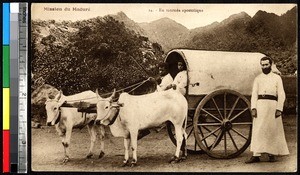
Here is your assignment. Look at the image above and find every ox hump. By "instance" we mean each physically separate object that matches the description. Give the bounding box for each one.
[66,90,97,103]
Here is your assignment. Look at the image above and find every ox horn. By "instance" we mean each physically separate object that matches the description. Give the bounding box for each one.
[109,88,116,101]
[55,90,62,100]
[95,88,102,99]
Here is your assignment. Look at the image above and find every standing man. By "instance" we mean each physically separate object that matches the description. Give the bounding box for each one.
[246,56,289,163]
[169,61,187,95]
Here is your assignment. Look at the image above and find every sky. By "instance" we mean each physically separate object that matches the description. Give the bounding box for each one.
[31,3,297,29]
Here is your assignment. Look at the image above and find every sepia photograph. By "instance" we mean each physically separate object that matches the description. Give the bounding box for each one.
[30,3,297,172]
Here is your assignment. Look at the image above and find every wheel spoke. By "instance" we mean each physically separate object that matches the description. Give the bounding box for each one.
[199,127,209,148]
[202,126,218,138]
[229,107,249,122]
[194,137,198,151]
[187,127,194,139]
[224,131,227,156]
[231,128,248,140]
[201,109,222,123]
[210,130,223,151]
[212,97,224,119]
[200,126,221,141]
[227,97,240,120]
[224,92,227,118]
[187,123,193,128]
[227,130,238,151]
[197,123,222,126]
[232,122,252,125]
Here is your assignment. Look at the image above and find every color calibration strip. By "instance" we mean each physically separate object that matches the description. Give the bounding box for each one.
[3,2,10,173]
[10,3,20,173]
[18,3,28,173]
[3,3,28,173]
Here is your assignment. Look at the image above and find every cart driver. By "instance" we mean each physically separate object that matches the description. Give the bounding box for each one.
[156,62,173,92]
[138,62,173,139]
[168,61,187,95]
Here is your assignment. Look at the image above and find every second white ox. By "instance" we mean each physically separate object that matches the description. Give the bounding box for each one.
[45,90,105,163]
[95,89,188,166]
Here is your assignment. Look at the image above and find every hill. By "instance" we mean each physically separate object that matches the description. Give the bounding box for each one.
[31,15,163,95]
[139,17,189,51]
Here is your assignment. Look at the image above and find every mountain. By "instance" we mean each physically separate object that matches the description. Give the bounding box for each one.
[183,12,252,51]
[109,11,146,36]
[73,8,295,74]
[181,8,297,74]
[139,17,189,51]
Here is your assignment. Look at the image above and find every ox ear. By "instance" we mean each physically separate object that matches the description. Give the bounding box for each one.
[109,88,116,101]
[45,93,50,103]
[57,90,66,107]
[96,89,102,99]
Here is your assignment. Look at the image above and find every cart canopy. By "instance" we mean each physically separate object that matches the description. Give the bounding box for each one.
[165,49,280,96]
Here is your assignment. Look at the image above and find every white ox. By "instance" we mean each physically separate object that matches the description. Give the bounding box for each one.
[45,90,105,163]
[95,89,188,166]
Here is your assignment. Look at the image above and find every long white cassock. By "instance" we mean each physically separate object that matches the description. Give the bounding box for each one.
[156,73,173,92]
[250,72,289,155]
[173,70,187,95]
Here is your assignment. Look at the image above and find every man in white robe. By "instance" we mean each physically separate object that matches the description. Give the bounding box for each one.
[246,56,289,163]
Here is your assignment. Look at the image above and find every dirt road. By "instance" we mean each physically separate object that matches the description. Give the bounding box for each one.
[31,115,297,173]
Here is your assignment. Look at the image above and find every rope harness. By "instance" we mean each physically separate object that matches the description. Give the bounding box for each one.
[65,77,151,103]
[94,99,124,125]
[53,78,151,123]
[108,106,121,125]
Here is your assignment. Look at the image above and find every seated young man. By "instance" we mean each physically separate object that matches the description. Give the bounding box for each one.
[168,61,187,96]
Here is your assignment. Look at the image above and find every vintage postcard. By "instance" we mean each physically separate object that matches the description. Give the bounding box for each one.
[31,3,297,172]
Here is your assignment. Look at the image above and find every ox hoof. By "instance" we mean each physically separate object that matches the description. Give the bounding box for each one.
[86,153,93,159]
[98,151,105,159]
[62,157,70,163]
[169,156,181,164]
[130,162,137,167]
[121,160,129,167]
[181,155,187,161]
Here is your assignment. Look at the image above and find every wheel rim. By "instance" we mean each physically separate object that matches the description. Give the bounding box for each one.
[166,113,204,154]
[193,89,252,159]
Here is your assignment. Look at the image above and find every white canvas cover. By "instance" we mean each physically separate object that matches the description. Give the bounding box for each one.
[165,49,280,96]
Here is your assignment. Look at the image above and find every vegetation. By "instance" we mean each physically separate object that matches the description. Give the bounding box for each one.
[31,16,164,95]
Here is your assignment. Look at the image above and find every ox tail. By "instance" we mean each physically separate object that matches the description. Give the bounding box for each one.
[184,114,188,131]
[180,114,188,153]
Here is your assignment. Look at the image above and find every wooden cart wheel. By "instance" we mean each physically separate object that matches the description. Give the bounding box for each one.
[166,111,204,154]
[193,89,252,159]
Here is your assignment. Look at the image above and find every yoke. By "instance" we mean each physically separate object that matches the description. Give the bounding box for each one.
[61,101,97,113]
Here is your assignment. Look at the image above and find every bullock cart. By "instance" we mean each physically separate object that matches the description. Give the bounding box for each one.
[165,49,274,159]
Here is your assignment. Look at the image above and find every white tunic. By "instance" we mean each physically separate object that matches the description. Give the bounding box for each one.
[173,70,187,95]
[156,73,173,92]
[250,72,289,155]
